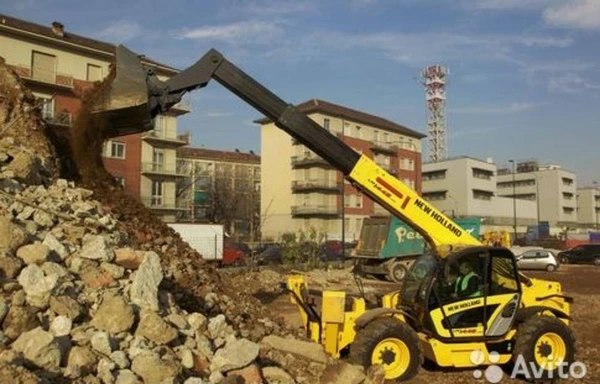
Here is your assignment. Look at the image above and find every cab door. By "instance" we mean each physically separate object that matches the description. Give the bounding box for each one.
[427,249,521,340]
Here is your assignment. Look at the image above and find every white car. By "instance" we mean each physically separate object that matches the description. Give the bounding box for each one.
[515,249,559,272]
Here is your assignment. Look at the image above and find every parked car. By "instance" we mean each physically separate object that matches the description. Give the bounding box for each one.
[222,240,249,266]
[515,249,559,272]
[557,244,600,265]
[255,243,283,265]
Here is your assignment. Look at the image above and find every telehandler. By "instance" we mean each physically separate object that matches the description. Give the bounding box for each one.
[95,46,576,382]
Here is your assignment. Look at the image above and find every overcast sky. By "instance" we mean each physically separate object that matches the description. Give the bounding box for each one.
[3,0,600,185]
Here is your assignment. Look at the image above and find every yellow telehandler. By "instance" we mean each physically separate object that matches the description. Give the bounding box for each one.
[95,46,576,382]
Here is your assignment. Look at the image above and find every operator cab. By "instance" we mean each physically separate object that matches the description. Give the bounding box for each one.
[401,247,522,341]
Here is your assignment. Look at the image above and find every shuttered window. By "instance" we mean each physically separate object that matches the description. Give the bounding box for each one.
[87,64,102,82]
[32,51,56,83]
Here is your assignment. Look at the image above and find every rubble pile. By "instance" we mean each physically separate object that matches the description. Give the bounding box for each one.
[0,58,382,384]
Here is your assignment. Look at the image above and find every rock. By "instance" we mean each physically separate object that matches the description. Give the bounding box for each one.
[208,314,228,340]
[180,347,194,369]
[210,338,260,373]
[262,366,296,384]
[50,295,84,321]
[0,361,42,384]
[66,346,98,379]
[16,242,50,265]
[128,336,151,359]
[184,378,206,384]
[115,369,142,384]
[114,248,145,270]
[188,313,208,331]
[2,304,40,340]
[92,331,114,356]
[80,265,116,288]
[131,352,181,384]
[101,262,125,279]
[50,315,72,337]
[17,264,58,308]
[0,349,24,366]
[130,252,163,311]
[11,327,62,372]
[0,298,8,324]
[195,333,214,358]
[33,210,55,228]
[135,310,178,345]
[262,335,329,364]
[79,235,114,261]
[111,350,130,369]
[364,364,385,384]
[43,232,70,260]
[12,290,26,306]
[16,206,35,221]
[229,364,262,384]
[6,151,42,185]
[208,371,224,384]
[41,262,70,281]
[91,295,135,334]
[98,357,117,384]
[166,313,188,330]
[0,216,28,253]
[0,254,24,278]
[319,361,365,384]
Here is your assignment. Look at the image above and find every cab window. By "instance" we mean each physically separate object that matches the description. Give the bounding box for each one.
[490,255,519,295]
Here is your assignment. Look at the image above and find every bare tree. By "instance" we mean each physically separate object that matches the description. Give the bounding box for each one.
[205,175,239,234]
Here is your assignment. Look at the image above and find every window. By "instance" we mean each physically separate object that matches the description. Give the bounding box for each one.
[323,118,330,131]
[422,170,446,181]
[114,177,125,188]
[86,64,102,82]
[563,207,575,214]
[562,177,574,186]
[473,189,493,200]
[32,51,56,83]
[423,191,446,201]
[472,168,494,180]
[343,122,350,136]
[151,180,163,206]
[355,218,362,232]
[109,141,125,159]
[344,194,352,207]
[356,193,363,208]
[344,218,351,231]
[355,126,362,139]
[38,97,54,119]
[383,132,389,143]
[153,115,166,137]
[373,130,380,142]
[152,149,165,171]
[562,192,574,200]
[490,255,519,294]
[408,159,414,171]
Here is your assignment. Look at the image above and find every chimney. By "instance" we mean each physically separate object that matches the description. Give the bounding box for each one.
[51,21,65,37]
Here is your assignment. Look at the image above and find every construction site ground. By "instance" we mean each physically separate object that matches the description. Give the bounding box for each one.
[227,263,600,383]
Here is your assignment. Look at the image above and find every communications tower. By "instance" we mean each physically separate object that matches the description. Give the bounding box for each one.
[422,65,449,162]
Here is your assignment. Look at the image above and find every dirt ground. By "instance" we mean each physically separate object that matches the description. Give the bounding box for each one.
[226,264,600,383]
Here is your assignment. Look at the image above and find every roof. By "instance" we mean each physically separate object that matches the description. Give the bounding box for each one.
[254,98,426,139]
[178,147,260,164]
[0,13,179,74]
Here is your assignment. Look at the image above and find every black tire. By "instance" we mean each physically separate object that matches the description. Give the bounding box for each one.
[559,255,570,264]
[545,264,556,272]
[349,317,422,381]
[513,315,576,381]
[387,262,408,283]
[594,258,600,266]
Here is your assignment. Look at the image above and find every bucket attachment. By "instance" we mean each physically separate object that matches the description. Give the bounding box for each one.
[91,45,154,138]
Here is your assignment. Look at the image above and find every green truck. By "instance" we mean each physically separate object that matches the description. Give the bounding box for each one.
[353,216,481,282]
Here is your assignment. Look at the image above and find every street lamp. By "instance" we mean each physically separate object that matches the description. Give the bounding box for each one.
[508,160,517,241]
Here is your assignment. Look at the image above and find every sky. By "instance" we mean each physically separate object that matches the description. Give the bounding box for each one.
[3,0,600,185]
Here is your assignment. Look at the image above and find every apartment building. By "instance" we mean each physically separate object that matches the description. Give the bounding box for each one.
[422,157,537,232]
[496,161,578,228]
[577,186,600,229]
[257,99,425,241]
[0,14,191,222]
[177,147,261,240]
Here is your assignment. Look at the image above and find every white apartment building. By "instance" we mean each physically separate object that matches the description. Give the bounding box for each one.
[577,186,600,229]
[257,99,425,241]
[422,157,537,233]
[496,161,578,228]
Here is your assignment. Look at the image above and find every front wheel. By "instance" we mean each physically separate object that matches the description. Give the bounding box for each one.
[349,317,422,381]
[513,316,576,381]
[546,264,556,272]
[387,262,408,283]
[559,255,570,264]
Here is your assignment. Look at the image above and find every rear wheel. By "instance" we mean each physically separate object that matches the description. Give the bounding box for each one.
[594,258,600,266]
[513,316,576,381]
[349,317,422,381]
[387,262,408,283]
[546,264,556,272]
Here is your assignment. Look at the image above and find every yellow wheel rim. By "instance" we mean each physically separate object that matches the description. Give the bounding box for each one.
[534,332,567,369]
[371,338,411,379]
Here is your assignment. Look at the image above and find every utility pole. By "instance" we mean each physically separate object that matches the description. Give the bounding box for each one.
[594,181,599,230]
[341,120,346,257]
[509,160,517,242]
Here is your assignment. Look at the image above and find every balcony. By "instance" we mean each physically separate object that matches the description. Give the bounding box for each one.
[13,65,73,89]
[141,162,188,177]
[140,196,189,211]
[168,97,192,115]
[292,179,342,193]
[142,130,190,146]
[291,205,341,217]
[371,141,398,155]
[42,111,72,128]
[291,154,333,168]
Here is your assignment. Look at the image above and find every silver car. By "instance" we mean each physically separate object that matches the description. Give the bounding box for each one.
[515,249,559,272]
